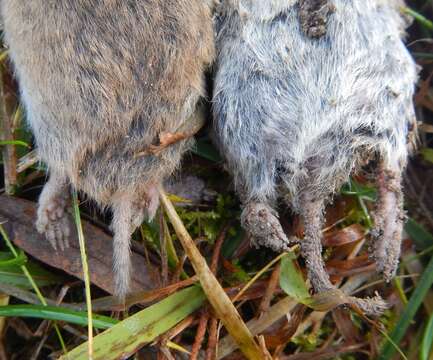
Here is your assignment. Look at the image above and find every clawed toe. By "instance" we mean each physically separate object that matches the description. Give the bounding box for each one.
[37,200,71,251]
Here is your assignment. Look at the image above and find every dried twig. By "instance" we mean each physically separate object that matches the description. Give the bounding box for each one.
[0,68,17,194]
[191,224,229,359]
[211,223,230,273]
[206,316,218,360]
[135,103,206,158]
[191,311,209,360]
[159,211,169,286]
[164,315,195,341]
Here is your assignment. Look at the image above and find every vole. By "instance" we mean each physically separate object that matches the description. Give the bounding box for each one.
[1,0,215,298]
[213,0,417,314]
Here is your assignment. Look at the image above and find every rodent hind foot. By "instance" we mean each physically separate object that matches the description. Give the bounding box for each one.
[241,202,291,252]
[36,201,71,251]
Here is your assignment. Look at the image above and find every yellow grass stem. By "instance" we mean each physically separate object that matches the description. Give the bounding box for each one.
[159,188,271,360]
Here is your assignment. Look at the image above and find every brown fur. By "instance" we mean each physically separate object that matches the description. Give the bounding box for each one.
[2,0,215,297]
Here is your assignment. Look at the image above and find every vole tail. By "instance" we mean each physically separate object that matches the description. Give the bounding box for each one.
[111,188,159,300]
[111,199,134,300]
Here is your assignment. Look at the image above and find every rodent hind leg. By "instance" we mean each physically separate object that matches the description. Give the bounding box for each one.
[234,151,291,251]
[299,195,333,293]
[370,162,405,282]
[241,202,290,252]
[299,194,387,316]
[36,170,71,251]
[110,185,159,299]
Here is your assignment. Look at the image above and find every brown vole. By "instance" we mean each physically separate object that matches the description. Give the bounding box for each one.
[2,0,215,298]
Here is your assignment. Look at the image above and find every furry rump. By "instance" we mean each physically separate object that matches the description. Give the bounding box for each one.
[2,0,215,296]
[213,0,417,210]
[213,0,417,314]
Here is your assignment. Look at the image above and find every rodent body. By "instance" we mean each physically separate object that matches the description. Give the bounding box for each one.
[213,0,417,314]
[2,0,214,297]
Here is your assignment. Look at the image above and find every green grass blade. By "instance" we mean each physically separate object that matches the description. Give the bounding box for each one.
[0,140,30,148]
[0,251,27,267]
[379,252,433,359]
[0,261,62,288]
[60,286,206,360]
[0,224,67,353]
[405,218,433,250]
[0,305,117,329]
[72,189,94,358]
[402,7,433,31]
[421,315,433,360]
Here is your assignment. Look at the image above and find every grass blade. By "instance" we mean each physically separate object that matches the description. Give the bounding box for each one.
[405,218,433,250]
[379,251,433,359]
[0,261,61,288]
[421,314,433,360]
[159,188,271,360]
[0,140,29,148]
[0,223,67,353]
[60,286,206,360]
[0,305,117,329]
[72,189,93,358]
[402,7,433,31]
[0,251,27,267]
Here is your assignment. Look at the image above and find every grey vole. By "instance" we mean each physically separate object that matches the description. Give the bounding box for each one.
[213,0,417,314]
[2,0,215,298]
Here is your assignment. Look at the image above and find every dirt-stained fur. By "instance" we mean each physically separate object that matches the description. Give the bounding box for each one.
[213,0,417,315]
[2,0,214,298]
[299,0,336,38]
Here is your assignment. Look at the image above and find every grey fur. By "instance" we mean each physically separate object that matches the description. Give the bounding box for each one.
[2,0,214,298]
[213,0,417,314]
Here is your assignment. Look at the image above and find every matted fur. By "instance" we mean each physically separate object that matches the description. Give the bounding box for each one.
[214,0,416,209]
[213,0,417,314]
[2,0,215,297]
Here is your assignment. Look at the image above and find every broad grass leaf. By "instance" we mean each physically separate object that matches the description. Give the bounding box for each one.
[279,254,310,302]
[280,255,351,312]
[0,256,62,288]
[61,286,205,360]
